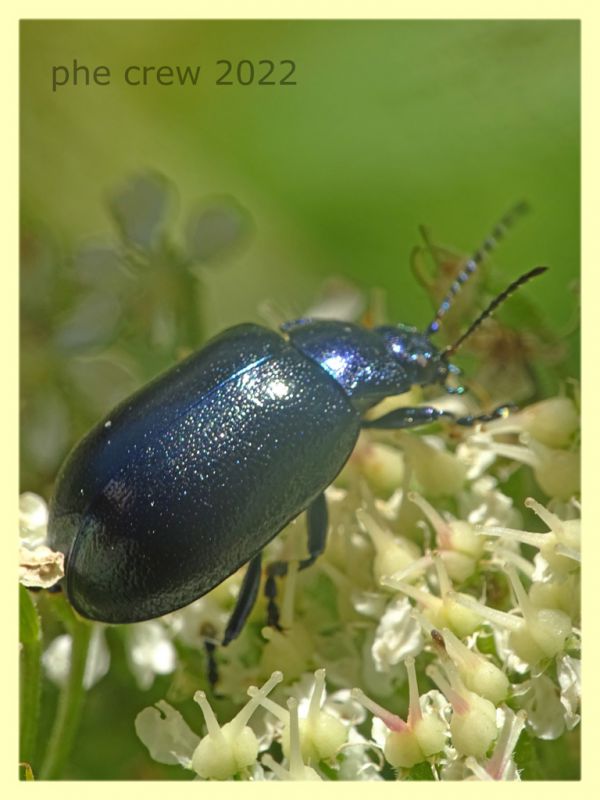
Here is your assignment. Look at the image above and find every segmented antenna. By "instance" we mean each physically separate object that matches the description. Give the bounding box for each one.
[426,201,530,336]
[443,266,548,358]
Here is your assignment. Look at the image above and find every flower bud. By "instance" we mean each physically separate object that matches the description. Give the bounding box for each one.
[191,671,282,779]
[249,668,347,764]
[356,508,420,586]
[350,435,406,497]
[262,698,322,780]
[437,627,509,704]
[479,436,580,501]
[401,434,467,497]
[352,656,446,769]
[383,555,482,638]
[427,663,497,758]
[486,396,579,448]
[481,497,580,577]
[450,563,572,665]
[529,573,580,619]
[409,492,484,582]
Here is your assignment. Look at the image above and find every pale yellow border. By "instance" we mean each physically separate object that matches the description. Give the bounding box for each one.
[7,1,595,796]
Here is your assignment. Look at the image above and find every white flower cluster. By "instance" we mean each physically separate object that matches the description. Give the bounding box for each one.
[20,388,580,780]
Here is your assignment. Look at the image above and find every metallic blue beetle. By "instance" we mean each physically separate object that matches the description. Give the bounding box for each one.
[47,206,545,644]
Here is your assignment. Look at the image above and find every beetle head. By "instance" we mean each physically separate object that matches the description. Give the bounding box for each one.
[375,324,451,387]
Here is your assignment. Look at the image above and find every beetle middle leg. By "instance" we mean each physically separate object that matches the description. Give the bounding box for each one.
[222,551,263,646]
[361,403,515,430]
[264,491,329,629]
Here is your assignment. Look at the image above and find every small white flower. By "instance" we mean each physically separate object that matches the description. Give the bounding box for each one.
[43,625,110,690]
[135,700,200,768]
[512,672,565,740]
[125,621,177,690]
[19,492,64,588]
[557,654,581,731]
[371,596,423,673]
[19,492,49,548]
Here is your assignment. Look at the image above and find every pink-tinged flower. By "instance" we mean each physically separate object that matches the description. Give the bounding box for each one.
[352,657,447,769]
[426,657,497,759]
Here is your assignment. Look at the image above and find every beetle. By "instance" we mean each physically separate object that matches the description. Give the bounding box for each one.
[47,205,546,647]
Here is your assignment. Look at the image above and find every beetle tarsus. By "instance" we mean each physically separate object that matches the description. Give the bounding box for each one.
[204,639,220,692]
[264,573,283,630]
[453,403,518,426]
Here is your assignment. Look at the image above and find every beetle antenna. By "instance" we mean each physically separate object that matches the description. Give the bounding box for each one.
[443,266,548,358]
[426,201,530,336]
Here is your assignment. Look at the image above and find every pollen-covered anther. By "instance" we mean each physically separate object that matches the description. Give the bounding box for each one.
[448,562,572,665]
[191,670,283,779]
[408,491,484,582]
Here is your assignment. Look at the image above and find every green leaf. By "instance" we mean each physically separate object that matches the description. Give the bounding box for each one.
[405,761,435,780]
[19,585,40,645]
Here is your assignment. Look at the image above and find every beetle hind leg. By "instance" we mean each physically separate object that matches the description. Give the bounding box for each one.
[264,491,329,628]
[203,554,263,691]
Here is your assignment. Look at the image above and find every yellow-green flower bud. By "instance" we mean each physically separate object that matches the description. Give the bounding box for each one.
[401,434,467,497]
[191,671,282,779]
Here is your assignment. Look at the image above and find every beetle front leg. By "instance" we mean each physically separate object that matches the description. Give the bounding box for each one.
[362,403,515,430]
[362,406,455,429]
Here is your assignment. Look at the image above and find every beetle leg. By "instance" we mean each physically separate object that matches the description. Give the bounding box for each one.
[362,406,455,429]
[264,492,329,628]
[452,403,517,426]
[204,640,219,690]
[362,403,516,430]
[222,551,263,646]
[264,569,283,630]
[299,491,329,570]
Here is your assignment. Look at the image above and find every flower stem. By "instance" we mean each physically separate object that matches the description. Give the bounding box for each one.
[39,617,92,780]
[19,633,42,766]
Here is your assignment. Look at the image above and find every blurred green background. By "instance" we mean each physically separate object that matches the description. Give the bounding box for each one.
[20,20,580,779]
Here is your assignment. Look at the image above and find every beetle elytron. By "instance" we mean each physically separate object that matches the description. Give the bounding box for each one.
[47,204,546,645]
